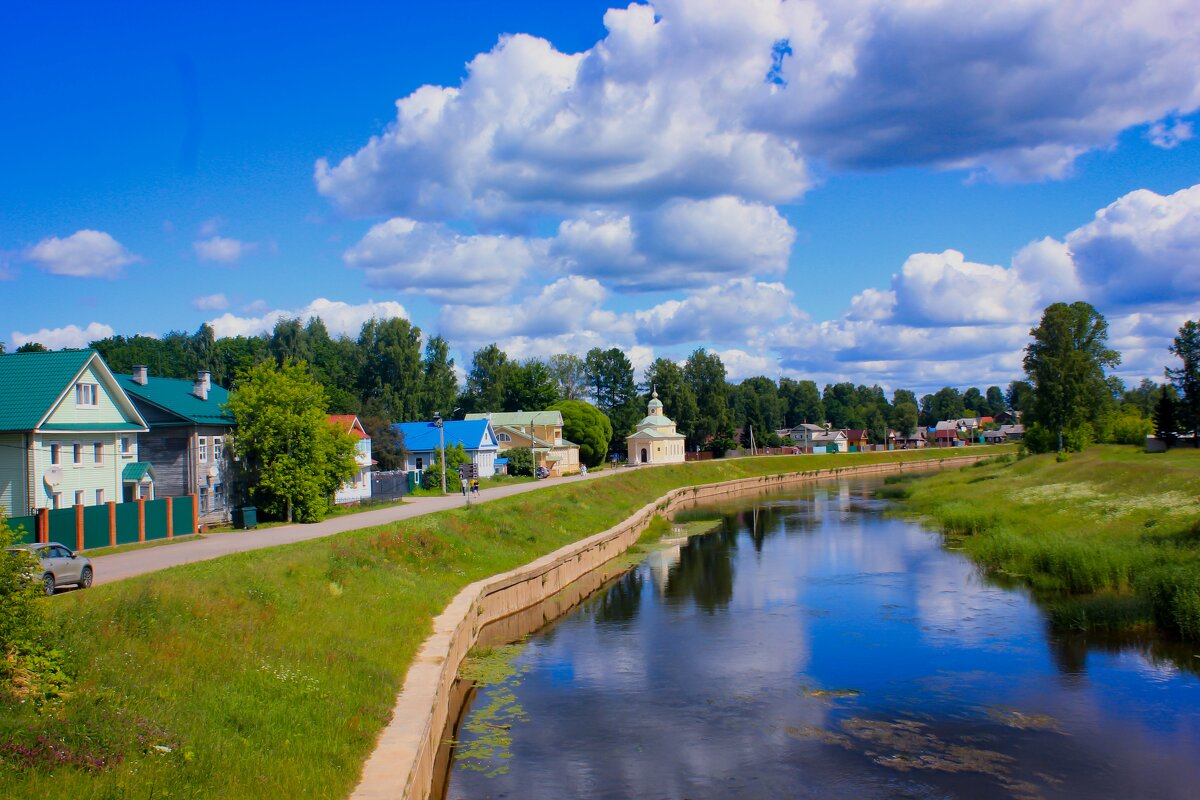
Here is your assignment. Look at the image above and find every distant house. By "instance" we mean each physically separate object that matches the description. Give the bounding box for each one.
[843,429,870,451]
[394,419,500,479]
[893,427,926,449]
[784,423,848,453]
[933,420,963,446]
[999,424,1025,440]
[328,415,373,505]
[115,367,235,524]
[464,410,580,475]
[0,350,150,515]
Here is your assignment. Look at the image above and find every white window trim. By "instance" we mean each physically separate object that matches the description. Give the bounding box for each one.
[198,436,208,464]
[72,441,83,465]
[75,382,99,408]
[96,488,105,505]
[94,441,104,465]
[75,490,85,506]
[120,436,134,457]
[50,443,61,465]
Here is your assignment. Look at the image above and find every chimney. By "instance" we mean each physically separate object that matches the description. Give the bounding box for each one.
[193,378,209,401]
[132,365,148,385]
[198,370,212,391]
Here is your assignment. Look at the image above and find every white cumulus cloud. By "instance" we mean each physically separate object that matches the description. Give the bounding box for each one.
[194,236,256,264]
[11,322,116,350]
[25,230,138,278]
[207,298,408,339]
[192,293,229,311]
[343,218,543,302]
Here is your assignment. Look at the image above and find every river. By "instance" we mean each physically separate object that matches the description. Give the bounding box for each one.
[441,478,1200,799]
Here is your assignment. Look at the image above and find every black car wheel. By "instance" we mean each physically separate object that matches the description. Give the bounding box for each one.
[80,566,93,589]
[43,573,56,596]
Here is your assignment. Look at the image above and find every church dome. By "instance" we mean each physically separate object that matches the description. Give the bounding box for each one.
[647,387,663,413]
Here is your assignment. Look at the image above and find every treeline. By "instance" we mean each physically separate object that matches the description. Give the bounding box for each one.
[39,309,1197,456]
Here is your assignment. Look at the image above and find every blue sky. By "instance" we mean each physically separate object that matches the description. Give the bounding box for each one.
[3,0,1199,393]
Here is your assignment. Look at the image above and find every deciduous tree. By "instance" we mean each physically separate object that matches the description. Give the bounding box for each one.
[1023,301,1121,452]
[1167,319,1200,445]
[549,400,613,467]
[227,360,357,522]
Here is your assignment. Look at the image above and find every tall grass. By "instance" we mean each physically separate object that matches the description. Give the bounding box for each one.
[896,446,1200,640]
[0,447,979,798]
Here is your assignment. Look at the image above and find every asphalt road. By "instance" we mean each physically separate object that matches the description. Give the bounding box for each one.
[90,469,614,586]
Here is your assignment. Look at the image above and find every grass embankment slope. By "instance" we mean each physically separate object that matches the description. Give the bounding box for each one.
[891,446,1200,640]
[0,447,979,799]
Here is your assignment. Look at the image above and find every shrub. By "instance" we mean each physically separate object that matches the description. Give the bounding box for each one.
[421,443,472,490]
[505,447,534,477]
[0,514,43,663]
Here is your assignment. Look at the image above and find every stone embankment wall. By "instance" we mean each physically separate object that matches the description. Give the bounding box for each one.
[351,454,990,800]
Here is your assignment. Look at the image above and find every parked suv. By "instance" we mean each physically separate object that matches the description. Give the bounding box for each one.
[6,542,94,595]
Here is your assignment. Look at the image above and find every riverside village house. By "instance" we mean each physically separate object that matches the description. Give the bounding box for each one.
[327,414,373,505]
[114,366,236,525]
[0,349,150,516]
[394,418,500,480]
[464,410,581,476]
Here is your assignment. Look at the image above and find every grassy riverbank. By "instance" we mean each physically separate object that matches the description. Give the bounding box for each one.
[0,447,987,798]
[890,446,1200,640]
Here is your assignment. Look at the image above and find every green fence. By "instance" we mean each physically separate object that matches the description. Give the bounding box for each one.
[115,502,140,545]
[6,514,36,545]
[47,508,76,544]
[172,498,194,537]
[83,505,111,550]
[145,499,169,540]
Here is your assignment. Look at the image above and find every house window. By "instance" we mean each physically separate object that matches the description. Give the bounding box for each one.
[73,443,83,464]
[416,456,424,470]
[199,487,209,512]
[213,436,223,461]
[497,432,511,442]
[120,436,133,456]
[75,490,84,506]
[50,443,60,465]
[74,382,99,408]
[94,442,104,464]
[198,436,208,464]
[96,489,105,505]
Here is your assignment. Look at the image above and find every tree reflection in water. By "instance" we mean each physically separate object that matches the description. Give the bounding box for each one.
[665,523,738,611]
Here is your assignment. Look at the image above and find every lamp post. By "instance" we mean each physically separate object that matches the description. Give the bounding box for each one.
[433,412,446,495]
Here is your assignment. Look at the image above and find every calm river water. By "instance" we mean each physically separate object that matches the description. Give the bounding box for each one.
[443,479,1200,799]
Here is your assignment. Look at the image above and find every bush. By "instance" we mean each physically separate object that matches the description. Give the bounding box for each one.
[421,443,471,490]
[505,447,534,477]
[1104,411,1153,446]
[1024,421,1096,454]
[0,514,43,661]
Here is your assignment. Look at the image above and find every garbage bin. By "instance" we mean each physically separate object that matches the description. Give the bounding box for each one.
[234,506,258,530]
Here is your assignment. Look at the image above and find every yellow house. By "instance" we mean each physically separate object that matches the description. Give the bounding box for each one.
[464,410,581,475]
[626,389,686,465]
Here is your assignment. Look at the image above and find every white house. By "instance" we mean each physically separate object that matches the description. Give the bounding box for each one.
[394,419,500,479]
[328,415,373,504]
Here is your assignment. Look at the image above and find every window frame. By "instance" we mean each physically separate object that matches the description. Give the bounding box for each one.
[72,442,83,465]
[50,443,60,465]
[74,382,99,408]
[94,441,104,465]
[198,436,208,464]
[96,488,105,505]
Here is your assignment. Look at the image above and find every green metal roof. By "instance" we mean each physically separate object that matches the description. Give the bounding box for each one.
[465,410,564,427]
[635,414,676,427]
[114,374,234,427]
[627,428,686,440]
[122,462,156,482]
[0,350,96,431]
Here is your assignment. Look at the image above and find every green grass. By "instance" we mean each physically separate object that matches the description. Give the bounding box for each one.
[0,447,988,798]
[80,533,206,558]
[893,445,1200,640]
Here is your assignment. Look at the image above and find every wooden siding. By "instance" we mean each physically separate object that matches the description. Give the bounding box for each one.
[0,433,27,515]
[43,362,138,426]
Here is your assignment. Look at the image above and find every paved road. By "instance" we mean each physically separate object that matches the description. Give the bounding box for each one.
[91,470,614,586]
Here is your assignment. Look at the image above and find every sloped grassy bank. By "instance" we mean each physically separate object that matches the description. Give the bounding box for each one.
[888,446,1200,642]
[0,448,971,799]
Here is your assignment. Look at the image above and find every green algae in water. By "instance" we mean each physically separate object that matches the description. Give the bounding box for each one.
[452,644,532,777]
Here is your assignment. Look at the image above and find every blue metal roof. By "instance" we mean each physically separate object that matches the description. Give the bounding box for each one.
[393,419,497,452]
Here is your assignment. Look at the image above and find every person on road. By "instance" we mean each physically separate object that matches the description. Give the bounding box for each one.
[470,479,480,496]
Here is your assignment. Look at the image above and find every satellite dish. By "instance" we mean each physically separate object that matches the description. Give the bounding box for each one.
[208,465,220,479]
[44,465,63,488]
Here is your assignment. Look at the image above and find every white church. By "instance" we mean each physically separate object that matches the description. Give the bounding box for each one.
[626,388,687,465]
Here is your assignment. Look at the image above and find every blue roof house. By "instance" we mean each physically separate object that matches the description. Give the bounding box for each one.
[393,419,500,479]
[0,349,150,515]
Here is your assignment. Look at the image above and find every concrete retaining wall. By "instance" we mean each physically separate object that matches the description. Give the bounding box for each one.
[350,453,991,800]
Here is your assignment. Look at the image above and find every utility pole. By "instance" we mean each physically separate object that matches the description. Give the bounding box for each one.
[434,411,446,495]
